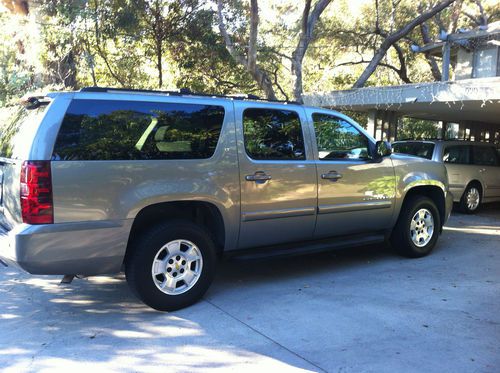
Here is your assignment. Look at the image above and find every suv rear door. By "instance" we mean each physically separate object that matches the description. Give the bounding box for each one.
[235,103,317,249]
[306,109,396,238]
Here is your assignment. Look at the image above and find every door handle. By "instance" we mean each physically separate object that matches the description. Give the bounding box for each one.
[245,171,272,184]
[321,171,343,181]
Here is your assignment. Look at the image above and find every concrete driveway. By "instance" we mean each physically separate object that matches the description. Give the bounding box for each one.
[1,205,499,373]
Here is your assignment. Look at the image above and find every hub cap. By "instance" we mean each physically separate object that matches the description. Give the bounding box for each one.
[410,208,434,248]
[151,239,203,295]
[466,187,480,211]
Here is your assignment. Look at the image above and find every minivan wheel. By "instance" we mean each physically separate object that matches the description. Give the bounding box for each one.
[391,195,440,258]
[125,220,216,311]
[460,185,481,214]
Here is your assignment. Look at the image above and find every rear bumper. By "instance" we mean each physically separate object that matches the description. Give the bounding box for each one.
[0,220,133,275]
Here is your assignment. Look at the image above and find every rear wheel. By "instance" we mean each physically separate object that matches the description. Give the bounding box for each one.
[391,195,440,258]
[459,184,481,214]
[125,220,217,311]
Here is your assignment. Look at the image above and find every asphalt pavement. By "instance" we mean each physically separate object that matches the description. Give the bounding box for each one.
[1,204,499,372]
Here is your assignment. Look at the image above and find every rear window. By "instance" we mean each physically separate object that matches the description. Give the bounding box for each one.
[0,106,47,159]
[472,145,498,166]
[392,142,435,160]
[243,108,305,160]
[53,99,225,161]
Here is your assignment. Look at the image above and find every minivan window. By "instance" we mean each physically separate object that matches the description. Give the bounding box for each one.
[0,106,47,159]
[53,100,225,161]
[243,108,305,160]
[443,145,470,164]
[312,113,369,160]
[472,145,498,166]
[392,142,435,160]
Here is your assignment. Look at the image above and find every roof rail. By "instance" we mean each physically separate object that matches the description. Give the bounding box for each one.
[80,87,301,105]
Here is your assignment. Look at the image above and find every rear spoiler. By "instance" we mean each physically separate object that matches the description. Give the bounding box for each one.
[19,94,51,110]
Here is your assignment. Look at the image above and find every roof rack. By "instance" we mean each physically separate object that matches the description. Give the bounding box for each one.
[80,87,301,105]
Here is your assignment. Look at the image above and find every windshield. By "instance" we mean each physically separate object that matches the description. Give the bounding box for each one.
[392,142,435,160]
[0,105,47,159]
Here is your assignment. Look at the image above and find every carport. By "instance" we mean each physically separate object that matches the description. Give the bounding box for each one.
[302,77,500,143]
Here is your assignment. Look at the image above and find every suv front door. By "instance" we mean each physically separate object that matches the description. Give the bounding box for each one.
[236,103,317,249]
[307,110,396,239]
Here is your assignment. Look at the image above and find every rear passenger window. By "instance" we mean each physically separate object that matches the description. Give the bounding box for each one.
[472,146,498,166]
[243,108,305,160]
[53,100,225,160]
[443,145,470,164]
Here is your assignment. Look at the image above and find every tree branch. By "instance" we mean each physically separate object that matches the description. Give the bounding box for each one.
[353,0,455,88]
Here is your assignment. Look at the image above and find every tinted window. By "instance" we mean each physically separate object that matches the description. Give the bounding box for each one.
[53,100,225,161]
[0,106,46,159]
[443,145,470,164]
[392,142,435,160]
[243,108,305,160]
[472,146,498,166]
[312,113,369,160]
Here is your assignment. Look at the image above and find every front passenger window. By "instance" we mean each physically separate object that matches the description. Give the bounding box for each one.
[312,113,369,160]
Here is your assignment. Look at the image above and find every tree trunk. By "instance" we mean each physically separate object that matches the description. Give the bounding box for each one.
[419,23,442,81]
[353,0,455,88]
[291,0,332,103]
[216,0,277,100]
[157,42,163,88]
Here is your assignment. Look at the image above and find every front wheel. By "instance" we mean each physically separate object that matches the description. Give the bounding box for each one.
[125,220,217,311]
[391,196,441,258]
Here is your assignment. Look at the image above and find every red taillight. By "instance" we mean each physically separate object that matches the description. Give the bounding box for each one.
[20,161,54,225]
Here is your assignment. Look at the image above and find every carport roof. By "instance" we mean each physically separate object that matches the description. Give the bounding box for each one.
[303,77,500,124]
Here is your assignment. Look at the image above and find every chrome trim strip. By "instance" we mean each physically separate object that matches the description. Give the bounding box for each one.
[242,207,316,222]
[318,201,392,214]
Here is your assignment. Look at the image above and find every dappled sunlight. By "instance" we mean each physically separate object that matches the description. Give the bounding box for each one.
[0,267,316,371]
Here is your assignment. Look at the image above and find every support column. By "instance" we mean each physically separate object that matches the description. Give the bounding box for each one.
[367,110,377,139]
[442,41,451,81]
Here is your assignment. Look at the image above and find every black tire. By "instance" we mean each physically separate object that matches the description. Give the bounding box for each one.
[125,220,217,311]
[391,195,441,258]
[459,184,482,214]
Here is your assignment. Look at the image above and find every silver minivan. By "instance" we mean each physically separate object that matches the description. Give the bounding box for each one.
[393,140,500,213]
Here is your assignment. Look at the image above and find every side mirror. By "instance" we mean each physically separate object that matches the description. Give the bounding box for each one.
[375,140,392,158]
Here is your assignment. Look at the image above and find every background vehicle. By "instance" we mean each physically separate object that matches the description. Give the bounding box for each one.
[393,140,500,213]
[0,88,452,311]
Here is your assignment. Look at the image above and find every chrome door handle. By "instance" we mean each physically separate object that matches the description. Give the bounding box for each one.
[245,171,272,184]
[321,171,342,181]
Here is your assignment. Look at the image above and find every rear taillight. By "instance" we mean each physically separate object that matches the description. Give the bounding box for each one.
[20,161,54,225]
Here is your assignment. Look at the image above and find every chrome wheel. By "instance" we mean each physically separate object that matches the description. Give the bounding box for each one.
[410,208,434,248]
[465,187,480,211]
[151,239,203,295]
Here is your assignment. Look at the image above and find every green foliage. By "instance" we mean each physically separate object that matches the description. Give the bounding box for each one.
[0,0,497,108]
[397,117,439,140]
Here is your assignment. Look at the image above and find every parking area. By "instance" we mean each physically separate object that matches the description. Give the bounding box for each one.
[1,205,499,373]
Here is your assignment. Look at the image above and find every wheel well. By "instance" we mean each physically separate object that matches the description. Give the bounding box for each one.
[127,201,225,255]
[402,186,446,227]
[465,180,483,196]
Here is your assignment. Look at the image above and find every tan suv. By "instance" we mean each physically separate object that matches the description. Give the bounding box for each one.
[0,88,453,311]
